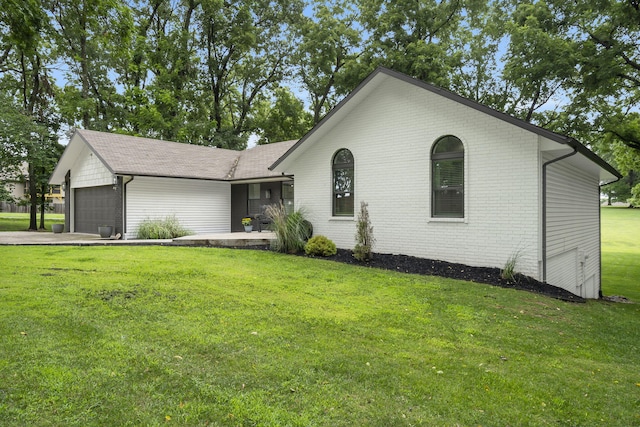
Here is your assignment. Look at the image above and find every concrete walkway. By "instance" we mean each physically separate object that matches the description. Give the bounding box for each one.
[0,231,275,247]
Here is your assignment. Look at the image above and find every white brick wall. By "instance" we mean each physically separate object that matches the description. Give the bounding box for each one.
[287,77,542,279]
[70,145,113,188]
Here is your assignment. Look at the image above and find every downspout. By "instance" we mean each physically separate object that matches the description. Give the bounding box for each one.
[123,176,134,239]
[598,188,602,298]
[541,146,578,283]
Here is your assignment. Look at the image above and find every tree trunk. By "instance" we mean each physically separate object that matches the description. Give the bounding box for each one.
[39,179,46,229]
[28,163,38,230]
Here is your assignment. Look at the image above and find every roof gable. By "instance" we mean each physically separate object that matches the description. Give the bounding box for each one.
[270,67,620,182]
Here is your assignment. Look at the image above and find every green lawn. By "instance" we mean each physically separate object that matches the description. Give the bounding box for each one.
[0,212,64,231]
[601,207,640,301]
[0,246,638,426]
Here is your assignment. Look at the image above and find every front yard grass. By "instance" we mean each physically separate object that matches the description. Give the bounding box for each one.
[1,246,638,426]
[0,213,64,231]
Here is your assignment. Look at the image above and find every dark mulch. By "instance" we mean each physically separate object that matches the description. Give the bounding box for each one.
[231,245,585,302]
[313,249,586,303]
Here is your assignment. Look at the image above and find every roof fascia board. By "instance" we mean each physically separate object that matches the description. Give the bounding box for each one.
[113,172,229,182]
[229,175,294,184]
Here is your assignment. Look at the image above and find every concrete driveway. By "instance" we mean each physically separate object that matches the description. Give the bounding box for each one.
[0,231,171,245]
[0,231,274,247]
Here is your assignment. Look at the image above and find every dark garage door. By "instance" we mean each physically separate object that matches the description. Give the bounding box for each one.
[74,186,117,234]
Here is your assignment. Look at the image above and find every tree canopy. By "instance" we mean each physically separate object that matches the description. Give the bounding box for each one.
[1,0,639,208]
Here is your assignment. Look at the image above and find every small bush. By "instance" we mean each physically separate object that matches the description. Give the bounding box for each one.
[266,203,312,253]
[353,201,375,261]
[136,215,191,239]
[304,235,337,257]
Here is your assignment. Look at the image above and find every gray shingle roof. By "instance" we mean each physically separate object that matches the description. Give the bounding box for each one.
[72,129,294,181]
[231,140,297,180]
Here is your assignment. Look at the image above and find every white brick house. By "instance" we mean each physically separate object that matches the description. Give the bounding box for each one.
[50,67,619,299]
[270,67,620,299]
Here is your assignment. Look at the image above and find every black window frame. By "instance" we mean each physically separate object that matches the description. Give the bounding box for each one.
[332,148,354,217]
[431,136,464,218]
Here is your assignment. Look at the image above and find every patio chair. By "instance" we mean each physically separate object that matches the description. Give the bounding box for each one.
[255,205,273,232]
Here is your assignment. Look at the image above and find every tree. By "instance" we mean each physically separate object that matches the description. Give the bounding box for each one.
[295,0,362,124]
[357,0,469,87]
[117,0,201,142]
[448,1,510,109]
[536,1,640,167]
[500,1,579,123]
[193,0,304,149]
[252,87,312,144]
[49,0,131,130]
[0,95,36,201]
[602,171,638,205]
[1,0,61,229]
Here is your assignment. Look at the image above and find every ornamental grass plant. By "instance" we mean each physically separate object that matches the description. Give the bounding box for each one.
[135,215,191,239]
[265,202,312,253]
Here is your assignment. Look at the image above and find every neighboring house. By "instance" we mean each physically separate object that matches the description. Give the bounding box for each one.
[269,67,620,299]
[45,184,64,206]
[1,162,27,202]
[2,162,63,211]
[50,67,620,299]
[49,129,295,237]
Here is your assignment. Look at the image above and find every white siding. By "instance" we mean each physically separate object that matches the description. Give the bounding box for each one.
[545,155,601,298]
[287,78,541,278]
[70,145,113,188]
[126,176,230,237]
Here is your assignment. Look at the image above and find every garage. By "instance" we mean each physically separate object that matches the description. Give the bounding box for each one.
[74,185,117,234]
[49,129,296,239]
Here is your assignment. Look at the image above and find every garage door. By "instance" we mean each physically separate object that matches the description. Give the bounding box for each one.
[74,186,117,234]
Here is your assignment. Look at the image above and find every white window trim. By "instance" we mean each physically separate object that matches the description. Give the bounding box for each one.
[428,217,467,223]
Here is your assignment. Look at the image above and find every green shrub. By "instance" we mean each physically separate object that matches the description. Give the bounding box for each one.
[266,203,312,253]
[136,215,191,239]
[353,201,375,261]
[304,235,337,257]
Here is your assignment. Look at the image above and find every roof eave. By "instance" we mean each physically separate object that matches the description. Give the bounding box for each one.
[113,172,229,182]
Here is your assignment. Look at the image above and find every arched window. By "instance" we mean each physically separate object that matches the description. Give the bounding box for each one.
[332,148,354,216]
[432,136,464,218]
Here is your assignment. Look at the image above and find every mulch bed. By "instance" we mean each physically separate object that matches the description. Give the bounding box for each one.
[232,245,586,302]
[311,249,587,303]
